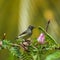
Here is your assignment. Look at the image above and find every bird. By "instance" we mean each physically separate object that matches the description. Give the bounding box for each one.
[16,25,35,40]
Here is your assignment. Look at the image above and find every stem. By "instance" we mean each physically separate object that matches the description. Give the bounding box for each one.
[46,20,50,32]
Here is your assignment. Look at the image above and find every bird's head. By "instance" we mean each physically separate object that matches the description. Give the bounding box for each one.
[28,25,35,30]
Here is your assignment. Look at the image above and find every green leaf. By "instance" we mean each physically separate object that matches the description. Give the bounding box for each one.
[45,50,60,60]
[21,52,33,60]
[2,40,11,49]
[9,46,21,58]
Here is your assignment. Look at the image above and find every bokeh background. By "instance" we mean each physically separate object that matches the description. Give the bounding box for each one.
[0,0,60,60]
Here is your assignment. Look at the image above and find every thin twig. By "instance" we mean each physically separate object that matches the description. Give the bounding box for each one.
[46,20,50,32]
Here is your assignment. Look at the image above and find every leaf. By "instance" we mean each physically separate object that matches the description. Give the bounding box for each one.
[9,46,21,58]
[21,52,33,60]
[2,40,11,49]
[45,50,60,60]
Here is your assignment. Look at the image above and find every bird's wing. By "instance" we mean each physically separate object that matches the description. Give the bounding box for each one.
[19,30,27,36]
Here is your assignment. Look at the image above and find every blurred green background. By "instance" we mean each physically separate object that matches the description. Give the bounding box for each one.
[0,0,60,60]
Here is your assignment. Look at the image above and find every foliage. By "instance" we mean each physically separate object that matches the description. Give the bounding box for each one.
[0,26,60,60]
[45,50,60,60]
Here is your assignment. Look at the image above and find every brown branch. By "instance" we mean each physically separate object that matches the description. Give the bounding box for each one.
[46,20,50,32]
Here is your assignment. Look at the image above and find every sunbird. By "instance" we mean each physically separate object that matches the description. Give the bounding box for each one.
[16,25,35,40]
